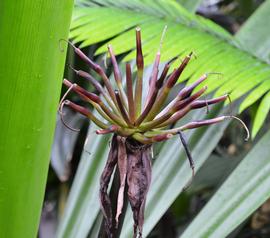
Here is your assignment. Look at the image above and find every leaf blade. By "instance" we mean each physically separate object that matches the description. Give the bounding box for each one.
[235,0,270,64]
[180,130,270,238]
[0,1,74,237]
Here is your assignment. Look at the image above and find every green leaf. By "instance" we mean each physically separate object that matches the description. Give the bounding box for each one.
[56,122,111,238]
[176,0,203,12]
[0,1,74,237]
[180,130,270,238]
[252,91,270,138]
[239,80,270,113]
[235,0,270,64]
[71,0,270,133]
[234,0,270,137]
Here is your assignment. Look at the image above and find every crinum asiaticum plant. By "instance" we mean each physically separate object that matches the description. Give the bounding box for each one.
[59,28,249,238]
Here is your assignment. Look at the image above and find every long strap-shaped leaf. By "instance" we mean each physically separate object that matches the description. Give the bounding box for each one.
[177,0,203,12]
[56,121,111,238]
[0,1,74,237]
[235,0,270,64]
[235,0,270,137]
[180,130,270,238]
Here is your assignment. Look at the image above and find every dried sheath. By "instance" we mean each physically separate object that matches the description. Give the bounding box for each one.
[126,140,152,238]
[99,135,118,237]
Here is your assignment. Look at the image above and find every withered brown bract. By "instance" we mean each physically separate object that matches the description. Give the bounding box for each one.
[99,135,152,237]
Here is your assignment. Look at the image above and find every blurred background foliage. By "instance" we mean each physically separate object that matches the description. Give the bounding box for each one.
[39,0,270,237]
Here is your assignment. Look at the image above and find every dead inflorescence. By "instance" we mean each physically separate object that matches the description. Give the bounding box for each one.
[59,27,249,238]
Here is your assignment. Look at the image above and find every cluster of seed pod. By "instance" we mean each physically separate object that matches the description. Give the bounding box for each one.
[59,27,249,238]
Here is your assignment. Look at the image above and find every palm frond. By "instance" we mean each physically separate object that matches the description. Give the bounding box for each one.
[180,130,270,238]
[178,0,203,12]
[236,0,270,64]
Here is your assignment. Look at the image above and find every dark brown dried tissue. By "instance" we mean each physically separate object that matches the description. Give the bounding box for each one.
[100,135,151,238]
[58,27,249,238]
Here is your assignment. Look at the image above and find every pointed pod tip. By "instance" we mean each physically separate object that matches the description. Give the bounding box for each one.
[63,99,70,105]
[96,125,118,135]
[59,99,81,132]
[67,63,79,74]
[225,115,250,141]
[186,50,197,60]
[152,133,173,142]
[59,38,76,52]
[168,56,178,65]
